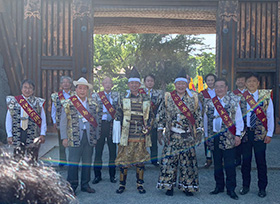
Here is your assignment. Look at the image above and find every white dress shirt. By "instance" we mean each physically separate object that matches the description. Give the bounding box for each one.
[207,88,216,98]
[51,90,71,124]
[246,90,274,137]
[102,92,112,121]
[77,96,88,130]
[6,95,47,137]
[204,96,244,137]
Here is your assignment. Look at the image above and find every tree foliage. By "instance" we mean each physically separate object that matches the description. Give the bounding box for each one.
[93,34,215,92]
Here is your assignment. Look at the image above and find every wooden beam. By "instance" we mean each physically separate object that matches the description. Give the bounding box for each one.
[94,17,216,34]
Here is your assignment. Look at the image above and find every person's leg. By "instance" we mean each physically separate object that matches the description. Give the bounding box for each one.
[241,131,254,189]
[93,122,106,181]
[136,163,146,194]
[224,148,236,192]
[116,166,128,194]
[67,146,82,192]
[150,128,158,165]
[58,129,67,166]
[253,140,267,192]
[212,136,225,192]
[107,132,117,181]
[81,132,94,190]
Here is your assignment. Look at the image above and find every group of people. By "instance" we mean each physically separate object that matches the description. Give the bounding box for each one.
[5,67,274,201]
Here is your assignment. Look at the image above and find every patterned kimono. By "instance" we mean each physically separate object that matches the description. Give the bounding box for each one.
[115,92,153,166]
[156,90,203,192]
[6,96,45,146]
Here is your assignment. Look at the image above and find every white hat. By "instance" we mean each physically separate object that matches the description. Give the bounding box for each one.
[73,77,93,89]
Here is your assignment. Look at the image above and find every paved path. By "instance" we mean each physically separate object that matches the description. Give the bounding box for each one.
[42,134,280,204]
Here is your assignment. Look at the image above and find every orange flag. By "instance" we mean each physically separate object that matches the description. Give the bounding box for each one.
[189,77,196,91]
[197,75,204,93]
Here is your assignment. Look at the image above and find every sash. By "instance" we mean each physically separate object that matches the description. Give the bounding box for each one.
[170,90,195,125]
[201,89,211,99]
[233,89,242,95]
[58,90,65,101]
[14,95,42,128]
[70,95,98,128]
[139,88,157,110]
[212,96,236,135]
[243,91,268,130]
[98,91,116,119]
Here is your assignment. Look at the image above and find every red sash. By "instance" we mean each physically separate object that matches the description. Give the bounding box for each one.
[139,88,157,110]
[212,96,236,135]
[15,95,42,128]
[243,91,268,130]
[233,89,242,95]
[58,90,65,101]
[170,90,195,125]
[201,89,211,99]
[98,91,116,119]
[70,95,98,128]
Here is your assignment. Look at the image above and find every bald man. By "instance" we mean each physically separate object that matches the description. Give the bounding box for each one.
[92,77,120,184]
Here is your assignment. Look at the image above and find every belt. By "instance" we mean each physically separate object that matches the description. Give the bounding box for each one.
[248,127,256,131]
[102,120,112,123]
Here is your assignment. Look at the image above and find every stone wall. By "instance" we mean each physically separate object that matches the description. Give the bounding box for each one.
[0,54,11,143]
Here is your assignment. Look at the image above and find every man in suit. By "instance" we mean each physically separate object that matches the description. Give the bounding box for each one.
[205,78,244,200]
[92,77,119,184]
[239,72,274,198]
[6,79,46,160]
[51,76,74,167]
[60,77,99,194]
[144,74,163,166]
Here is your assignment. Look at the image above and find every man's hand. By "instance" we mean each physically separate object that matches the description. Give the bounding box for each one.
[37,135,45,144]
[157,130,163,145]
[235,136,241,146]
[264,136,272,144]
[62,139,68,148]
[53,123,57,129]
[7,137,13,145]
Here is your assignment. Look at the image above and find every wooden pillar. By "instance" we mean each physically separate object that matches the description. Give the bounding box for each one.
[72,0,94,82]
[23,0,42,96]
[216,0,238,90]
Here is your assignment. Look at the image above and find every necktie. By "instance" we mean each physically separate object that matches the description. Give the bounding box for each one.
[105,93,112,121]
[21,109,28,130]
[250,94,257,128]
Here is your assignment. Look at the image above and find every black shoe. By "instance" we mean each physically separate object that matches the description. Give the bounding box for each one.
[240,187,249,195]
[137,186,146,194]
[227,191,238,200]
[152,161,159,167]
[210,188,224,195]
[258,190,266,198]
[165,188,174,196]
[92,177,102,184]
[116,186,125,194]
[204,159,212,168]
[184,191,194,196]
[110,177,117,183]
[81,186,96,193]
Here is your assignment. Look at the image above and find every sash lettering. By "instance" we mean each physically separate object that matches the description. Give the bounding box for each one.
[15,95,42,128]
[243,91,268,130]
[212,96,236,135]
[70,96,98,128]
[170,90,195,125]
[98,91,116,119]
[139,88,157,110]
[201,89,211,99]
